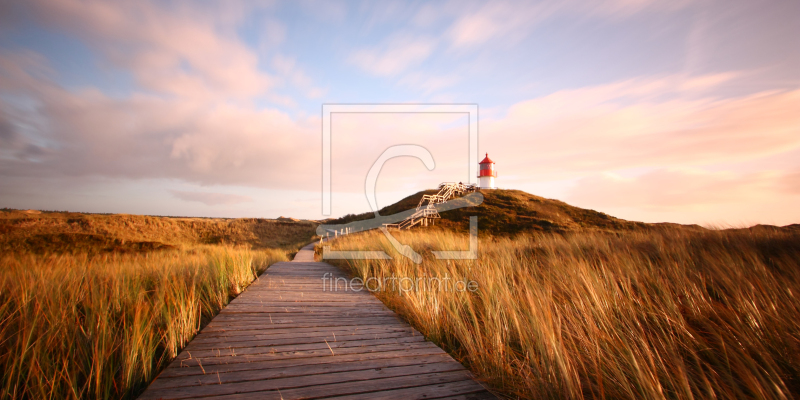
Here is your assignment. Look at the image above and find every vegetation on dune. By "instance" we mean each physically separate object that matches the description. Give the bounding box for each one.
[0,209,318,254]
[5,194,799,399]
[330,188,706,236]
[324,227,800,399]
[0,246,287,399]
[0,209,315,399]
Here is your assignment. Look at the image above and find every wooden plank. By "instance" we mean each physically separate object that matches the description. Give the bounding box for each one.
[199,319,405,331]
[183,332,421,352]
[188,326,414,344]
[221,301,386,306]
[138,243,495,400]
[184,331,416,351]
[171,340,438,368]
[211,311,397,319]
[174,336,427,361]
[157,347,448,378]
[322,380,495,400]
[188,327,415,342]
[201,316,403,328]
[193,325,416,339]
[199,321,409,333]
[197,371,480,400]
[430,394,500,400]
[215,306,392,312]
[145,355,459,391]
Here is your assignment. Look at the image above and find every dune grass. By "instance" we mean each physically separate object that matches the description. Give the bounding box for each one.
[0,209,318,254]
[327,188,661,236]
[324,227,800,399]
[0,245,287,399]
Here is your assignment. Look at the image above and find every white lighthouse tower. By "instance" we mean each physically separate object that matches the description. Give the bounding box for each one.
[478,153,497,189]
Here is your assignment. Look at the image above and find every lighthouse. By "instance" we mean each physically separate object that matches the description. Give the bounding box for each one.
[478,153,497,189]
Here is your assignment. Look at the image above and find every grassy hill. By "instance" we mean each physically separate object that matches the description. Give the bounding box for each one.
[331,188,679,235]
[0,209,318,254]
[330,188,799,235]
[0,209,318,399]
[323,187,800,399]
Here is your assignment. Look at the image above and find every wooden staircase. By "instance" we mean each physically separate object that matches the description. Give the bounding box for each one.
[384,182,476,230]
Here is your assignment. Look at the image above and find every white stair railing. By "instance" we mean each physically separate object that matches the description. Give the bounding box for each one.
[387,182,476,230]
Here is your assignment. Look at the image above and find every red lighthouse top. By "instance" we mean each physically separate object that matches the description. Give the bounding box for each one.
[478,153,496,177]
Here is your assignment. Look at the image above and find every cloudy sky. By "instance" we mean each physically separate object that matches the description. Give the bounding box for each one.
[1,0,799,225]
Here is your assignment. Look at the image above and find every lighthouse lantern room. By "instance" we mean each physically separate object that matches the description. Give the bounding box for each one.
[478,153,497,189]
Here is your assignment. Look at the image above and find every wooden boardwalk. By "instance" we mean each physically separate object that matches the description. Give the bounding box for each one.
[139,243,496,399]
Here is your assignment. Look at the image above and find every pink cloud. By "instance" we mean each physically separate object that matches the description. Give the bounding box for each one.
[445,0,690,49]
[0,50,320,190]
[0,50,471,199]
[0,1,332,195]
[349,35,437,76]
[272,54,326,99]
[566,168,783,210]
[479,73,800,225]
[780,171,800,195]
[564,168,800,225]
[484,75,800,180]
[25,0,273,99]
[446,2,555,48]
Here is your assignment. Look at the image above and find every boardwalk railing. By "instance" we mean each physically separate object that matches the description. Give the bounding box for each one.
[384,182,476,231]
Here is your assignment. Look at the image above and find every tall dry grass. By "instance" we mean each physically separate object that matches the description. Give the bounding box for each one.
[325,228,800,399]
[0,210,318,254]
[0,246,287,399]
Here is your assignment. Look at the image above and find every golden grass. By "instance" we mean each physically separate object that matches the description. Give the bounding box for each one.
[0,209,318,254]
[328,188,668,236]
[0,246,287,399]
[324,228,800,399]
